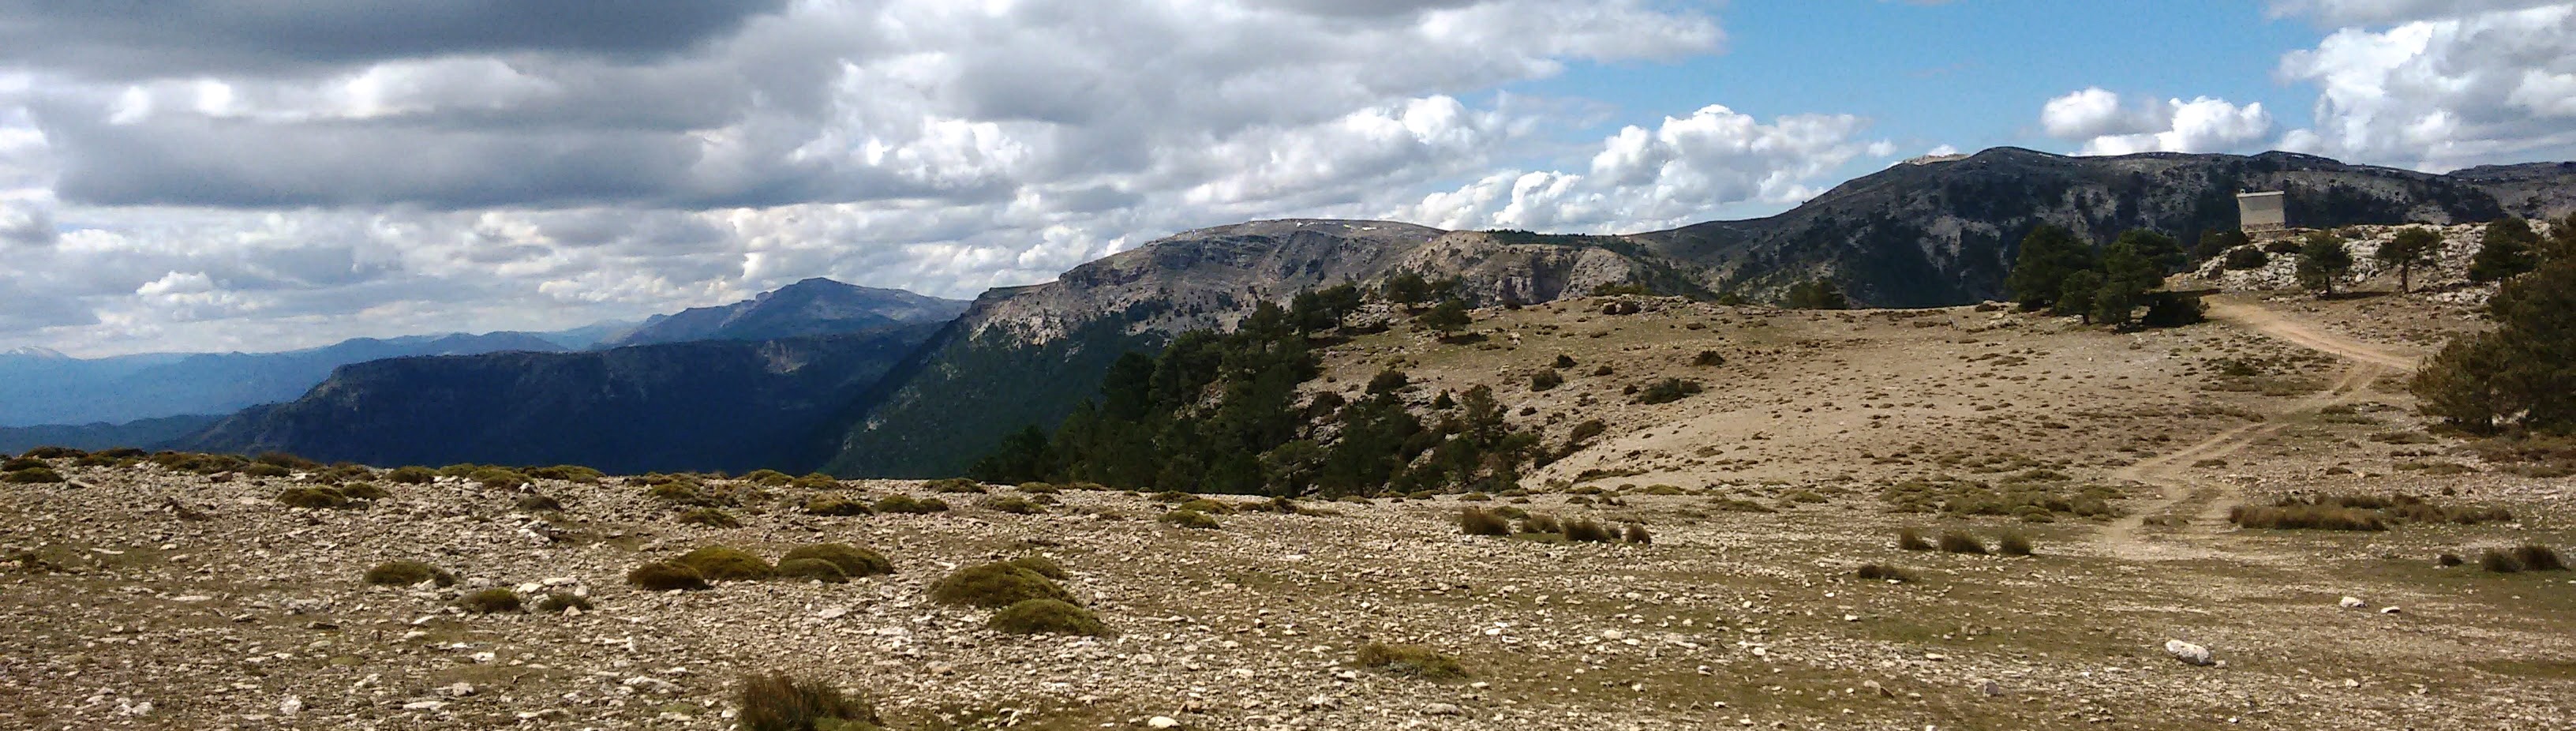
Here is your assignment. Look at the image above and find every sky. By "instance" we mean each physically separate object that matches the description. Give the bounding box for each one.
[2,0,2572,357]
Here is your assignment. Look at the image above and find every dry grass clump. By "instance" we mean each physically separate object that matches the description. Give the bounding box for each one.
[385,466,436,484]
[626,561,710,591]
[1937,530,1987,554]
[1356,642,1469,680]
[1458,507,1511,536]
[988,598,1112,636]
[535,592,592,613]
[457,587,522,614]
[2436,553,2466,568]
[1995,530,2034,557]
[1,455,47,471]
[1855,564,1915,583]
[362,560,456,587]
[277,485,361,509]
[781,543,893,578]
[803,496,873,516]
[1518,514,1563,534]
[677,508,741,527]
[776,557,850,583]
[2483,545,2567,573]
[1562,517,1618,542]
[2233,493,2509,531]
[737,673,882,731]
[1623,523,1652,544]
[983,495,1043,514]
[1005,555,1067,579]
[930,562,1073,609]
[925,478,988,493]
[1177,498,1235,514]
[1896,529,1933,551]
[675,545,774,581]
[1160,509,1222,529]
[4,466,67,484]
[874,495,949,514]
[515,494,563,511]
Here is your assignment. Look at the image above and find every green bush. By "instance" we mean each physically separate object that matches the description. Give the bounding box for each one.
[1005,555,1067,579]
[626,561,710,591]
[363,560,456,587]
[743,469,796,486]
[930,563,1073,609]
[777,557,850,583]
[675,546,774,581]
[1160,509,1222,529]
[925,478,987,493]
[874,495,949,514]
[781,544,893,578]
[466,467,530,489]
[1,456,45,471]
[988,598,1112,636]
[2222,247,2269,270]
[803,496,873,516]
[242,463,293,478]
[1634,378,1705,405]
[1355,643,1468,680]
[1530,369,1564,392]
[385,466,436,484]
[3,467,66,484]
[737,673,882,731]
[1855,564,1915,583]
[277,486,354,509]
[983,496,1043,514]
[457,588,522,614]
[535,592,592,613]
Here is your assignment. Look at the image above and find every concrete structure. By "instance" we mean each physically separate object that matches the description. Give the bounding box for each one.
[2237,191,2287,233]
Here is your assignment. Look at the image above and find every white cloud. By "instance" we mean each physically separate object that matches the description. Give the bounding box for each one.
[2265,0,2566,25]
[2275,3,2576,171]
[2037,88,2275,156]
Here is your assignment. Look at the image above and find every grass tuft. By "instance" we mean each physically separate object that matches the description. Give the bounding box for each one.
[1458,507,1511,536]
[737,673,881,731]
[1897,529,1933,551]
[776,557,850,583]
[1562,517,1617,542]
[1356,642,1468,680]
[457,587,522,614]
[987,598,1112,636]
[1160,509,1222,529]
[1855,564,1915,583]
[781,543,893,578]
[930,562,1073,609]
[1995,530,2034,557]
[362,560,456,587]
[1937,530,1987,554]
[626,561,710,591]
[675,545,773,581]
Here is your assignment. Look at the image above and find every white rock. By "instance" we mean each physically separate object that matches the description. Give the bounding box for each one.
[2338,596,2365,609]
[1146,716,1181,729]
[402,700,448,711]
[2380,606,2403,614]
[278,695,302,714]
[2166,639,2214,666]
[437,682,477,697]
[1425,703,1463,716]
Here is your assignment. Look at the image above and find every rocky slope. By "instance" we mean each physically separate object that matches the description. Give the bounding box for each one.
[177,324,942,474]
[2450,161,2576,220]
[599,278,967,349]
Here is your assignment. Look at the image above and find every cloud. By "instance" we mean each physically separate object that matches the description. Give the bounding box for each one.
[2264,0,2567,25]
[2275,3,2576,171]
[0,1,791,77]
[2038,88,2275,156]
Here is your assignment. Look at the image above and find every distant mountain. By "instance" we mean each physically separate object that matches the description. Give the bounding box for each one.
[819,148,2560,477]
[600,278,968,348]
[2449,161,2576,221]
[0,414,223,455]
[530,320,642,351]
[0,332,568,427]
[177,324,942,474]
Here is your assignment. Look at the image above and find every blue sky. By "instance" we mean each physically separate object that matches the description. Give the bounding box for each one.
[3,0,2573,355]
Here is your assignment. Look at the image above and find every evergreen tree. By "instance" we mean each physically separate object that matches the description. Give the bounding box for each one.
[1416,298,1472,336]
[2053,270,2102,323]
[2377,227,2442,293]
[2486,259,2576,432]
[2469,217,2538,283]
[1784,279,1848,309]
[2410,333,2514,433]
[2296,232,2353,296]
[2114,229,2188,274]
[2007,224,2096,309]
[1383,272,1434,306]
[2193,229,2251,262]
[2086,239,2160,328]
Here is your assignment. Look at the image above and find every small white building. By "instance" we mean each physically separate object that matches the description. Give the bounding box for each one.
[2237,191,2287,233]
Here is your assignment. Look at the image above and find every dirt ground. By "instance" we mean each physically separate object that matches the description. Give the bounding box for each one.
[4,286,2572,731]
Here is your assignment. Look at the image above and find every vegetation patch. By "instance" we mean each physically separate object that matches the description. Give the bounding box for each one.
[1458,507,1510,536]
[737,673,882,731]
[803,496,873,516]
[874,495,949,514]
[535,592,592,613]
[677,508,741,527]
[988,598,1112,636]
[1561,517,1617,542]
[675,545,774,581]
[2229,493,2509,531]
[930,562,1074,609]
[781,544,893,578]
[1160,509,1222,529]
[776,557,850,583]
[1855,564,1915,583]
[1936,530,1988,554]
[3,466,67,484]
[277,485,359,509]
[457,587,522,614]
[363,560,456,587]
[2482,545,2567,574]
[627,561,710,591]
[1880,478,2121,521]
[1355,643,1468,680]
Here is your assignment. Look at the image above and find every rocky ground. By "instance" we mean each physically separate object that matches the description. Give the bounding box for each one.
[5,283,2574,730]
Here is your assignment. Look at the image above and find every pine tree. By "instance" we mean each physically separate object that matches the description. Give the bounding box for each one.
[2114,229,2188,274]
[2296,233,2353,297]
[2007,225,2095,309]
[2377,227,2442,293]
[2470,217,2540,283]
[1416,298,1472,336]
[1784,279,1848,309]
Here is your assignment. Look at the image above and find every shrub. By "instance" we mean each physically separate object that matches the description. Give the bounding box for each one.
[535,592,592,613]
[2513,544,2567,572]
[1177,498,1234,514]
[1897,529,1933,551]
[1622,523,1652,544]
[743,469,795,486]
[1458,507,1511,536]
[1691,350,1726,367]
[1554,354,1577,369]
[2,467,66,484]
[363,560,456,587]
[874,495,949,514]
[2,455,46,470]
[241,463,293,478]
[1855,564,1915,583]
[1634,378,1704,405]
[515,494,564,512]
[1017,482,1062,494]
[930,563,1073,609]
[678,508,740,527]
[384,466,436,484]
[626,561,710,591]
[19,446,83,459]
[926,478,987,493]
[526,464,604,483]
[2222,247,2269,270]
[466,467,530,489]
[1518,514,1562,534]
[988,598,1112,636]
[2436,553,2465,568]
[1995,530,2034,557]
[277,486,354,509]
[2227,504,2387,531]
[457,588,522,614]
[2482,549,2525,573]
[790,473,841,491]
[1937,530,1987,555]
[1161,509,1222,529]
[781,544,893,578]
[777,557,850,583]
[1562,518,1617,542]
[1355,643,1468,680]
[675,546,774,581]
[803,497,873,516]
[737,673,881,731]
[1530,369,1564,392]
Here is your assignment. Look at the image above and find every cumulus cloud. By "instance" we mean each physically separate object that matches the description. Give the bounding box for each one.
[2037,88,2275,156]
[2264,0,2567,25]
[2275,3,2576,171]
[0,0,1899,356]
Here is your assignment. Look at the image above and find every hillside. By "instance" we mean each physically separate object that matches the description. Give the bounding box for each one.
[176,324,942,474]
[0,332,570,428]
[599,278,968,348]
[822,148,2548,478]
[7,283,2570,730]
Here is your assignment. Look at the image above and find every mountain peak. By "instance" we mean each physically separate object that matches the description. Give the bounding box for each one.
[601,279,970,349]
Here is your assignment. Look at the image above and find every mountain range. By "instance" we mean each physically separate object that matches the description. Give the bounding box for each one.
[0,331,577,428]
[598,279,969,348]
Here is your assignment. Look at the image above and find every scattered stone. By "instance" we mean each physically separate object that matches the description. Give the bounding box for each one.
[2338,596,2365,609]
[2166,640,2215,667]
